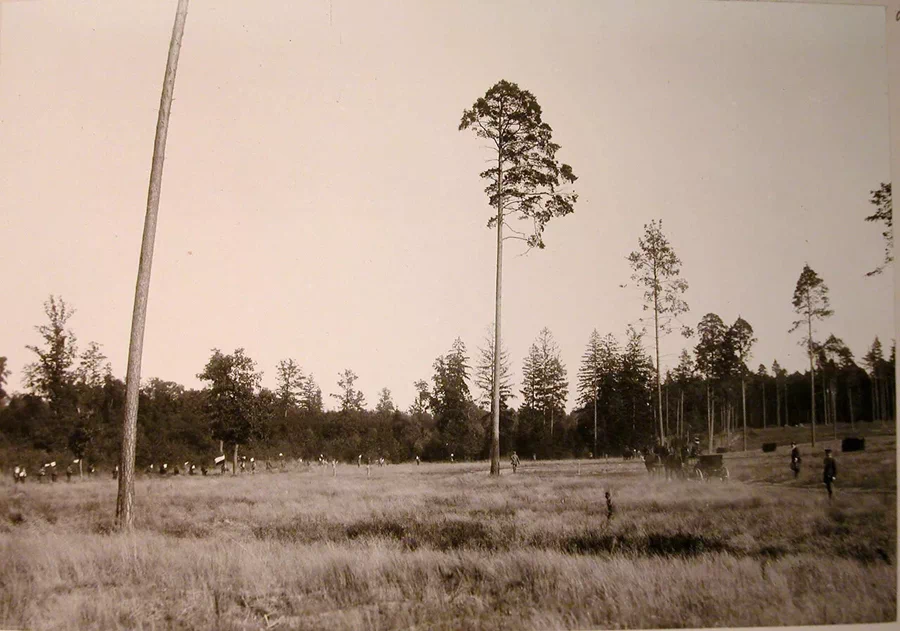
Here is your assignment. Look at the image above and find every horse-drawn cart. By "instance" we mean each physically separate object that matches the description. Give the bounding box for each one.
[692,454,729,482]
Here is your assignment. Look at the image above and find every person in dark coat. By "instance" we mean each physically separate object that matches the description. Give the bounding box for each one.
[823,448,837,500]
[790,443,801,479]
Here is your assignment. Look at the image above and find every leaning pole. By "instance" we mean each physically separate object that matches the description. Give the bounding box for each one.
[116,0,189,530]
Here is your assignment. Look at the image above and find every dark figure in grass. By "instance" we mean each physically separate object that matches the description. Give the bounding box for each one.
[790,443,801,479]
[823,448,837,500]
[510,451,520,473]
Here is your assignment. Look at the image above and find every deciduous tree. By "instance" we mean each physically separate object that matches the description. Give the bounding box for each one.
[332,369,366,413]
[24,296,79,419]
[197,348,263,474]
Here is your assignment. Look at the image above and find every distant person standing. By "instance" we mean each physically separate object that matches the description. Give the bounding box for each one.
[66,465,73,483]
[415,456,420,466]
[823,448,837,500]
[510,451,520,473]
[790,443,801,479]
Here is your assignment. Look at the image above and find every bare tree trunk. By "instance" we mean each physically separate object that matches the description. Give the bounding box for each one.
[808,312,816,447]
[785,383,789,427]
[848,385,855,430]
[831,384,837,440]
[653,268,664,445]
[665,384,669,439]
[489,122,504,477]
[742,377,747,452]
[762,381,766,429]
[116,0,190,531]
[593,394,597,457]
[775,380,780,427]
[871,376,878,422]
[233,443,239,476]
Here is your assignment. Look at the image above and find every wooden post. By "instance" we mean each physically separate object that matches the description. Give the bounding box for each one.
[116,0,190,531]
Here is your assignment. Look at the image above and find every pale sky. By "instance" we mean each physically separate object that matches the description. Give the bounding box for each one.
[0,0,893,412]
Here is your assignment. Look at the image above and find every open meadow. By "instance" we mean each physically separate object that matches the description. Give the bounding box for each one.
[2,427,896,630]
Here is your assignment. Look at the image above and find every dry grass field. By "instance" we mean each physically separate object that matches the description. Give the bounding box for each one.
[1,428,896,630]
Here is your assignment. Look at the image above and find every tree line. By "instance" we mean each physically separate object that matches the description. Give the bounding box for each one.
[1,282,893,473]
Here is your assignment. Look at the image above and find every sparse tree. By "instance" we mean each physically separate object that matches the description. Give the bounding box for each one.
[332,369,366,413]
[460,79,578,475]
[474,325,514,412]
[865,182,892,276]
[577,330,604,456]
[789,264,833,446]
[627,220,690,445]
[729,317,756,451]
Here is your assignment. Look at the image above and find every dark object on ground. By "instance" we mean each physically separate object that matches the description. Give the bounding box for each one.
[716,447,728,454]
[762,442,777,453]
[842,437,865,452]
[693,454,729,481]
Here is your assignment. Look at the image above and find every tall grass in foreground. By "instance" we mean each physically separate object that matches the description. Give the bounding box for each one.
[1,440,895,630]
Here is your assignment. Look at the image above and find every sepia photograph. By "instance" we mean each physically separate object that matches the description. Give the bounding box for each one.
[0,0,896,628]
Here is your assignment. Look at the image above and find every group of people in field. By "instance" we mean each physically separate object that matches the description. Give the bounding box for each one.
[790,442,838,499]
[12,461,98,484]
